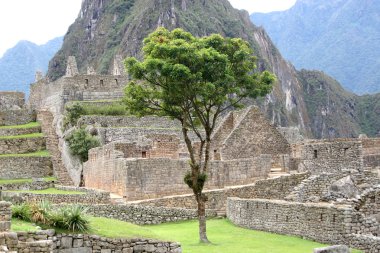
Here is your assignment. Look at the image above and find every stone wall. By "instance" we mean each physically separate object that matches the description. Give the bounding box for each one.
[0,202,11,232]
[227,198,349,244]
[220,107,291,161]
[0,136,46,154]
[29,74,128,110]
[84,204,216,225]
[298,139,364,174]
[37,111,73,185]
[0,92,25,110]
[0,181,54,191]
[0,157,52,179]
[0,125,41,137]
[79,115,180,128]
[11,230,181,253]
[131,173,310,211]
[227,197,380,252]
[0,109,34,126]
[285,173,344,202]
[4,186,110,205]
[84,148,271,199]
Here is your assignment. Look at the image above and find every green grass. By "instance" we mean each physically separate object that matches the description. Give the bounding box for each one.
[0,132,43,139]
[0,150,50,158]
[11,218,38,232]
[5,188,85,195]
[0,122,40,129]
[10,218,363,253]
[0,177,56,185]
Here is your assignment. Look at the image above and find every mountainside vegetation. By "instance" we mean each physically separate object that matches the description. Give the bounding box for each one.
[0,37,63,94]
[252,0,380,95]
[46,0,379,138]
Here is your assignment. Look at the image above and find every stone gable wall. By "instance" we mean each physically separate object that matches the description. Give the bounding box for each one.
[299,140,364,174]
[221,107,291,160]
[0,137,46,155]
[0,157,52,179]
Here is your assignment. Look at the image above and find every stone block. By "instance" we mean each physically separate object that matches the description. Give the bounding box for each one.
[313,245,349,253]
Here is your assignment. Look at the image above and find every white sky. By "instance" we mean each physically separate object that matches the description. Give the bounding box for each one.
[0,0,296,57]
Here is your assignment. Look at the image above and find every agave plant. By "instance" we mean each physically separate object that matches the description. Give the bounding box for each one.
[11,203,31,221]
[29,200,52,224]
[62,205,91,232]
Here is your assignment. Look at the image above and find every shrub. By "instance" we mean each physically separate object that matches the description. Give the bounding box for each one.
[66,128,100,162]
[11,203,31,221]
[29,200,52,224]
[64,103,86,129]
[62,205,91,232]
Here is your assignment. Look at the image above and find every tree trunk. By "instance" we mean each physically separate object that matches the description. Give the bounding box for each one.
[197,194,210,243]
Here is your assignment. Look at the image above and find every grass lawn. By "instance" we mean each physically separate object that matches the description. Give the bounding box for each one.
[0,177,56,185]
[11,218,362,253]
[5,188,85,195]
[0,132,43,139]
[11,218,38,232]
[0,150,50,158]
[0,122,40,129]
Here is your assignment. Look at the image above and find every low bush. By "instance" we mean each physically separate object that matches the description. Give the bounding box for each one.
[11,202,90,233]
[11,203,31,221]
[66,128,100,162]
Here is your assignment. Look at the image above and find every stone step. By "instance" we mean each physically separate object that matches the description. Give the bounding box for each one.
[110,193,126,205]
[268,172,290,179]
[0,134,46,155]
[270,167,283,172]
[216,210,226,218]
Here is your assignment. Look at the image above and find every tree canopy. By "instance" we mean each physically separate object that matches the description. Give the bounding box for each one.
[124,27,275,243]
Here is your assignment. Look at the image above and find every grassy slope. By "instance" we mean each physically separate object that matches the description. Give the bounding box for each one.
[0,150,50,158]
[0,122,40,129]
[12,218,363,253]
[0,177,56,185]
[0,133,43,139]
[5,188,85,195]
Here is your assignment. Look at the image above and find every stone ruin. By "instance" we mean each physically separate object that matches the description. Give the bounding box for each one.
[0,55,377,252]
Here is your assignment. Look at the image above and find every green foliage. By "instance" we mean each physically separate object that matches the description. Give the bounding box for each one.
[184,171,208,192]
[66,128,100,162]
[12,202,90,233]
[64,102,128,128]
[29,200,52,224]
[11,203,31,221]
[64,103,86,128]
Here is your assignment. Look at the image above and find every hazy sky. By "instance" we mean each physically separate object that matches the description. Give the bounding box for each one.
[0,0,296,57]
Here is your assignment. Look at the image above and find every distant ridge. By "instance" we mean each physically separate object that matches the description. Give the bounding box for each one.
[0,37,63,95]
[251,0,380,94]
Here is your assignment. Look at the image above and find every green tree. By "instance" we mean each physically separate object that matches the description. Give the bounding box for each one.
[124,28,275,243]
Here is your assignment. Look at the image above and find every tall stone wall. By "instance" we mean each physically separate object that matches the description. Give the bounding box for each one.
[0,92,25,110]
[0,157,52,179]
[84,143,271,200]
[0,137,46,154]
[299,139,364,174]
[79,115,180,128]
[0,109,34,126]
[37,111,73,185]
[220,107,291,161]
